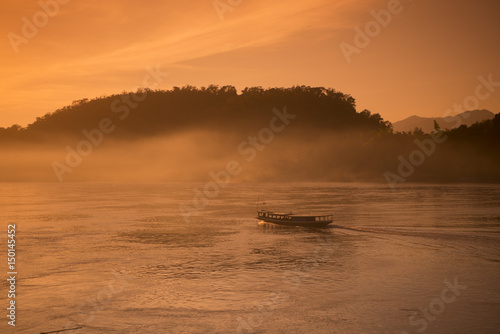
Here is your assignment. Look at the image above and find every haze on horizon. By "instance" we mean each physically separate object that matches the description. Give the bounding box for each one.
[1,0,500,127]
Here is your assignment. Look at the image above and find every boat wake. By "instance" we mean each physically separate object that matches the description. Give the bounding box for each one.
[330,224,500,262]
[331,224,498,240]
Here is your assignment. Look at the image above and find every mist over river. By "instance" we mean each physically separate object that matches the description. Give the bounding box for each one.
[1,183,499,333]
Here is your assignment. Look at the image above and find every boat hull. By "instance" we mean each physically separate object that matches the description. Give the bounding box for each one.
[257,217,332,227]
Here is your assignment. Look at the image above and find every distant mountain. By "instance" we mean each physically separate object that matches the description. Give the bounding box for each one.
[393,109,495,133]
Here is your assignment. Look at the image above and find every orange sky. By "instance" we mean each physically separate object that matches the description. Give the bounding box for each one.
[1,0,499,127]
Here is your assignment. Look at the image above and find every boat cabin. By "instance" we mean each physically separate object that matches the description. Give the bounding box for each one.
[257,210,333,223]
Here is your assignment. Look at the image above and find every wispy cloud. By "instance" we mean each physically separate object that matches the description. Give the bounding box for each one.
[1,0,499,126]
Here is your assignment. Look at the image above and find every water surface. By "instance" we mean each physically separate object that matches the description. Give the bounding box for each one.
[1,183,499,333]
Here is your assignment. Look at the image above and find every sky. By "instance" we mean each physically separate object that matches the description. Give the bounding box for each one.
[1,0,499,127]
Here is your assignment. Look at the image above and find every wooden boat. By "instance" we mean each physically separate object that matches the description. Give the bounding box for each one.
[256,210,333,227]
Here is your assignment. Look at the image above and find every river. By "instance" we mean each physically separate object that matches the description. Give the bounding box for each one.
[1,183,499,333]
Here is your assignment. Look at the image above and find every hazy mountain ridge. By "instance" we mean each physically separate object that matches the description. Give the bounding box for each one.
[393,109,495,133]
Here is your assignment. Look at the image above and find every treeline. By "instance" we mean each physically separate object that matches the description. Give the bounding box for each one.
[365,114,500,182]
[0,85,499,183]
[0,85,391,142]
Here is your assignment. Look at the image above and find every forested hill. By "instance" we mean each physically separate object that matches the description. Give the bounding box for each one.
[0,86,391,141]
[0,85,499,183]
